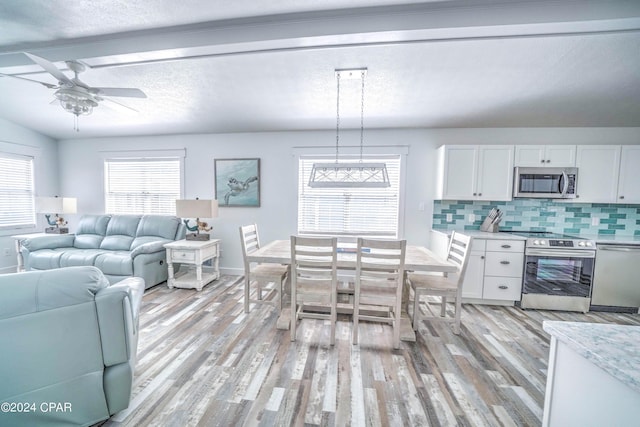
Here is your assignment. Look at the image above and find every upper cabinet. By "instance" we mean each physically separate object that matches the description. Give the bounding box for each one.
[617,146,640,203]
[575,145,621,203]
[436,145,514,201]
[514,145,576,167]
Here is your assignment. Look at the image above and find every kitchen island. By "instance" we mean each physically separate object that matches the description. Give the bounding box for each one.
[542,321,640,426]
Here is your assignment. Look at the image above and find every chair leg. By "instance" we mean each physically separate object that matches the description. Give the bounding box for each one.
[412,289,420,331]
[330,297,336,346]
[244,276,250,313]
[352,292,359,345]
[393,301,401,349]
[453,295,462,335]
[291,288,297,342]
[440,296,447,317]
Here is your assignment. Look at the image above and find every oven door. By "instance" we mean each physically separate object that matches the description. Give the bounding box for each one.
[523,249,595,297]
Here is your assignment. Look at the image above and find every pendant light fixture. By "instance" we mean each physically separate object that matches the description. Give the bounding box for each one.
[308,68,390,188]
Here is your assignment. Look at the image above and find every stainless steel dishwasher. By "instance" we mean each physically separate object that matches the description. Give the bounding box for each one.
[591,243,640,312]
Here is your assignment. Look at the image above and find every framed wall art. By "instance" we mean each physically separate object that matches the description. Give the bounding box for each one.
[214,158,260,207]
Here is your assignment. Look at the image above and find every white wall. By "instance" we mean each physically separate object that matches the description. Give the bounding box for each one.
[57,126,640,275]
[0,118,59,273]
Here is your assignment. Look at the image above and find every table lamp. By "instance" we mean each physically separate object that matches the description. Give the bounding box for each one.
[35,196,77,234]
[176,198,218,241]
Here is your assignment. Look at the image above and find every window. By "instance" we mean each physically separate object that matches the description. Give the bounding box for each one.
[0,152,35,229]
[104,158,181,215]
[298,155,401,237]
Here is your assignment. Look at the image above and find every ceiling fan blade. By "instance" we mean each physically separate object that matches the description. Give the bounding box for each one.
[93,87,147,98]
[101,97,139,114]
[0,72,58,89]
[24,52,73,86]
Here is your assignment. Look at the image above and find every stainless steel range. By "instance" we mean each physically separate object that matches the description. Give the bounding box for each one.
[512,231,596,313]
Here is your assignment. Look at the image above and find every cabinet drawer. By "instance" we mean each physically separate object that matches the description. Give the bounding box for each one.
[483,276,522,301]
[484,252,524,277]
[486,239,525,253]
[171,250,195,262]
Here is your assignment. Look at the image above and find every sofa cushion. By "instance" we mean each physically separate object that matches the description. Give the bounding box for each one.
[94,252,134,276]
[101,215,141,250]
[131,215,181,249]
[74,214,111,249]
[60,249,108,268]
[27,248,67,270]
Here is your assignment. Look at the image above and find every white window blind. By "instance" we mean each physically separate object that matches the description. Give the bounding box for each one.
[0,153,35,229]
[298,155,401,237]
[104,158,181,215]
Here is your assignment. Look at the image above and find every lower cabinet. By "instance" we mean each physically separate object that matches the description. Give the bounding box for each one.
[462,238,525,303]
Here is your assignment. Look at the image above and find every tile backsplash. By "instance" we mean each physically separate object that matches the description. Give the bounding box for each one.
[433,199,640,236]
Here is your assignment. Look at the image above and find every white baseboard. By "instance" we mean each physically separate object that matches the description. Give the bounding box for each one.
[0,265,17,274]
[220,267,244,276]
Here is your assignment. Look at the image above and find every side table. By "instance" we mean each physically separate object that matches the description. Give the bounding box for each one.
[164,239,221,291]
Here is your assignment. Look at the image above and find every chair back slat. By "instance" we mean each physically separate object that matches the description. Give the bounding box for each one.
[446,231,473,286]
[291,236,338,292]
[356,238,406,297]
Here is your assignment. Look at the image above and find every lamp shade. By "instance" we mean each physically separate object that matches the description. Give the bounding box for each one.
[35,197,77,214]
[176,199,218,218]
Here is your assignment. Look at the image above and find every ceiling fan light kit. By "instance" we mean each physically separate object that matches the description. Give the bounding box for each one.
[9,52,147,131]
[309,68,390,188]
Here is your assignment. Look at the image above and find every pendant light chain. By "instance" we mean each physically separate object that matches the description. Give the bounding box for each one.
[359,70,365,162]
[335,72,341,163]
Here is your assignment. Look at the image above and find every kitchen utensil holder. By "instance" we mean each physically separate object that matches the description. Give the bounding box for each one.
[480,216,500,233]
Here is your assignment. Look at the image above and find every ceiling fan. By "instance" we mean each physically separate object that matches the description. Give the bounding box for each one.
[0,52,147,130]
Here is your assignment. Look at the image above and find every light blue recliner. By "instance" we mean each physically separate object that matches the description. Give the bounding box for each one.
[21,214,186,289]
[0,266,144,426]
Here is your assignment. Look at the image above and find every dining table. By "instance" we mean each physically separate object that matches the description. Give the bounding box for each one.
[246,239,457,342]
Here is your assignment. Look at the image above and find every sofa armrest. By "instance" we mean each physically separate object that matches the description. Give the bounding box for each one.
[130,241,167,258]
[22,234,75,251]
[95,277,145,367]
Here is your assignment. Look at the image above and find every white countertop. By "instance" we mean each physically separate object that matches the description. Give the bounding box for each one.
[543,321,640,394]
[431,229,526,241]
[573,234,640,245]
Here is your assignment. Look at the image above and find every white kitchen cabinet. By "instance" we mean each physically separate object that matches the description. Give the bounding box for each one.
[437,145,514,201]
[461,239,486,299]
[461,238,524,302]
[616,145,640,203]
[575,145,621,203]
[514,145,576,167]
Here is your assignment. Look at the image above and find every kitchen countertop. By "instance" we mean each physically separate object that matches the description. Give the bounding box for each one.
[571,234,640,245]
[543,321,640,394]
[431,229,526,241]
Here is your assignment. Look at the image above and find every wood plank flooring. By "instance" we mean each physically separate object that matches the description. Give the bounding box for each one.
[100,275,640,427]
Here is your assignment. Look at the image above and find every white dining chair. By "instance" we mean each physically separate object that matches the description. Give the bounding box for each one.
[239,224,289,313]
[406,231,473,334]
[353,238,406,349]
[290,235,338,345]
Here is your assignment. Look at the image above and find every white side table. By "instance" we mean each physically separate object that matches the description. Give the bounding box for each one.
[164,239,221,291]
[11,232,74,272]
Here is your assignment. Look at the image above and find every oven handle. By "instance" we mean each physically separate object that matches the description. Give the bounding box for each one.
[526,248,595,258]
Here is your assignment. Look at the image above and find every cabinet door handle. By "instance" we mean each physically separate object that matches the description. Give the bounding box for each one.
[501,244,511,249]
[480,256,485,259]
[500,260,510,265]
[540,159,545,163]
[546,159,551,163]
[478,193,482,196]
[620,196,625,199]
[473,193,477,196]
[498,285,508,290]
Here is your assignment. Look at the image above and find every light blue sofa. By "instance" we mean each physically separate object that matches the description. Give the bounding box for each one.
[21,214,186,289]
[0,266,144,426]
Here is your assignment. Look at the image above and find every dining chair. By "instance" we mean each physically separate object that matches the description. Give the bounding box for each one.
[239,224,289,313]
[353,238,406,349]
[406,231,473,334]
[290,235,338,345]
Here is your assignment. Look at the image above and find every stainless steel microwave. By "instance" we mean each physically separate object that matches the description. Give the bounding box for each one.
[513,167,578,199]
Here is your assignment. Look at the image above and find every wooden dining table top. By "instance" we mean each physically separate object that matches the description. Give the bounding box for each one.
[247,239,456,273]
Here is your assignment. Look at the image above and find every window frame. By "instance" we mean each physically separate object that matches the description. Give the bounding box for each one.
[296,152,405,239]
[0,150,36,231]
[102,150,185,216]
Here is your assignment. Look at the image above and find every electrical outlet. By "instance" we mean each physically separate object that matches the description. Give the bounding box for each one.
[468,214,475,223]
[418,202,425,211]
[591,216,600,226]
[446,213,453,222]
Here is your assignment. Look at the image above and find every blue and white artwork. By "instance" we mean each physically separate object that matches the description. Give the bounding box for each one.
[215,158,260,207]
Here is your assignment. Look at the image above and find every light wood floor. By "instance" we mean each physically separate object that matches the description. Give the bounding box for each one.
[100,275,640,427]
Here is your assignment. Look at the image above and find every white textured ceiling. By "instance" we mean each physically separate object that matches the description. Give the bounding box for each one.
[0,0,639,140]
